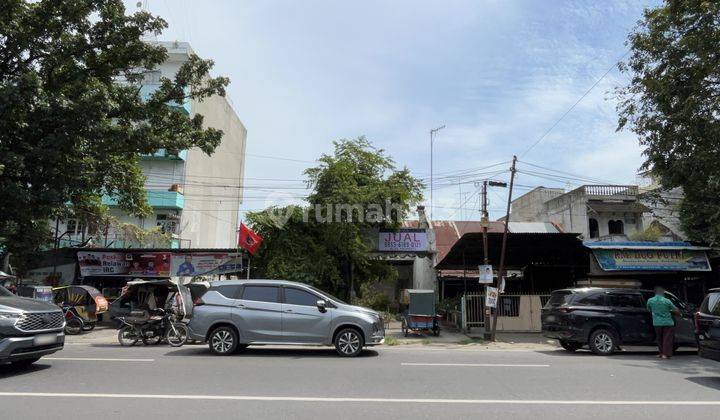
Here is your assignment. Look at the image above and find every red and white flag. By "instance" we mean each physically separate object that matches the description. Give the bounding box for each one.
[238,223,263,255]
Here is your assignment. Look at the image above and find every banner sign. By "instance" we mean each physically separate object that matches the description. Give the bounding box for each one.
[592,249,711,272]
[478,265,493,284]
[171,253,243,277]
[378,230,428,252]
[78,252,171,277]
[486,287,499,308]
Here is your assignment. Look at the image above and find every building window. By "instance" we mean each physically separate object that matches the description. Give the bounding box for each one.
[65,219,77,235]
[588,218,599,238]
[608,220,624,235]
[156,214,178,234]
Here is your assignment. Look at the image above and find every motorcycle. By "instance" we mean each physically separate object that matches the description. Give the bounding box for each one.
[116,308,188,347]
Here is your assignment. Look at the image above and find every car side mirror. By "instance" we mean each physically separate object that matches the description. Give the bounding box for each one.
[316,300,327,313]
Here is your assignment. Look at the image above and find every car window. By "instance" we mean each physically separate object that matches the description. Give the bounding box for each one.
[607,293,644,308]
[700,292,720,316]
[213,284,242,299]
[664,293,685,309]
[284,288,320,306]
[546,291,573,308]
[576,292,607,306]
[241,286,279,303]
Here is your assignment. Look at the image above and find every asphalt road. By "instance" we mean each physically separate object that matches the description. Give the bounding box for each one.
[1,334,720,420]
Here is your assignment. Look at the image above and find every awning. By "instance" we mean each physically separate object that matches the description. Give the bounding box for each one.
[585,241,711,272]
[436,232,587,270]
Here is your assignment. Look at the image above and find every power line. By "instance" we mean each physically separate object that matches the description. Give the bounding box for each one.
[517,160,618,185]
[519,50,630,158]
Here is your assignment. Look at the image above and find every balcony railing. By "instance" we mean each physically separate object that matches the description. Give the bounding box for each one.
[583,185,638,198]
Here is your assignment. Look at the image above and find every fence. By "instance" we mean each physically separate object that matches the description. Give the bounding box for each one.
[461,294,550,332]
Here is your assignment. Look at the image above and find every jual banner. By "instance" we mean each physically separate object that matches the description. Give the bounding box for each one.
[378,230,428,252]
[593,249,711,272]
[171,253,243,277]
[78,251,172,277]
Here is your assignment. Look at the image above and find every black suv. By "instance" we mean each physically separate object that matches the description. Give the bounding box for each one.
[695,288,720,362]
[542,287,696,355]
[0,285,65,367]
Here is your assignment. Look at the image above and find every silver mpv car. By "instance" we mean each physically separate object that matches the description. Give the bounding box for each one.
[187,280,385,357]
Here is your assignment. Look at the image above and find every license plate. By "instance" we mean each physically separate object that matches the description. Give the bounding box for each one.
[34,334,57,346]
[546,315,556,322]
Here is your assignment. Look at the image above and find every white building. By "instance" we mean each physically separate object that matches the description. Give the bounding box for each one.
[510,185,648,241]
[56,42,246,249]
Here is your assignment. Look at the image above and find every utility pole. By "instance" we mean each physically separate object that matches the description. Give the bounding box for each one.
[480,181,492,340]
[491,156,517,341]
[429,125,445,221]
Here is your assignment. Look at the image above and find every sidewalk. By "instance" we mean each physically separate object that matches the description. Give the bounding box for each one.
[384,321,558,350]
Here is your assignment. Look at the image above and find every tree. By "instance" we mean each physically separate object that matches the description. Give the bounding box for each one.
[617,0,720,244]
[0,0,229,256]
[246,137,423,298]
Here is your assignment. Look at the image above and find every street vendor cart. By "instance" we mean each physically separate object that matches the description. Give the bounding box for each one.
[400,289,440,337]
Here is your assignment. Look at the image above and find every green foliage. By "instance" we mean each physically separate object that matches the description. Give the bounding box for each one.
[617,0,720,244]
[0,0,229,256]
[247,138,423,298]
[628,225,664,242]
[353,282,392,312]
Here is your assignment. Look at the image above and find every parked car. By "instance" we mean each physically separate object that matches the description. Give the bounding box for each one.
[0,285,65,367]
[695,288,720,362]
[542,287,697,355]
[187,280,385,357]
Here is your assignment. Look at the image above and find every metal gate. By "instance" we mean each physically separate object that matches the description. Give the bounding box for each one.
[461,294,485,329]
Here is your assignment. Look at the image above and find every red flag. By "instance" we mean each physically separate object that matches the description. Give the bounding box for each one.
[238,223,263,255]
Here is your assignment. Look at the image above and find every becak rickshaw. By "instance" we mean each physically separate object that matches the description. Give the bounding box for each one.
[53,285,109,334]
[400,289,440,337]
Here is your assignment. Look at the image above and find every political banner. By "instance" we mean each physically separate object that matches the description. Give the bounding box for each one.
[486,286,499,308]
[77,251,171,277]
[478,265,493,284]
[171,253,243,277]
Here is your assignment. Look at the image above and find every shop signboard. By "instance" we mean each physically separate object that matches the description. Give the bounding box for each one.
[592,248,711,272]
[77,251,172,277]
[171,252,243,277]
[378,230,428,252]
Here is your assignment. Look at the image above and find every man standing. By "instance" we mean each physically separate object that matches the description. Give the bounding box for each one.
[646,287,681,359]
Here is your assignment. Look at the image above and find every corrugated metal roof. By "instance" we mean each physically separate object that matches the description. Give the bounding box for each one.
[508,222,561,233]
[405,220,506,263]
[584,241,710,251]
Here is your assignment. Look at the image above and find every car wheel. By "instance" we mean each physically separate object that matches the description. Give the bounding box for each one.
[589,329,618,355]
[10,357,41,368]
[559,340,581,352]
[334,328,364,357]
[208,326,238,356]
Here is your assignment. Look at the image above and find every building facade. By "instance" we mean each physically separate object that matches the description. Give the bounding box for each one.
[54,41,246,249]
[511,185,649,241]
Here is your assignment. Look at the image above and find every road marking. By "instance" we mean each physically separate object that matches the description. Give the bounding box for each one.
[380,347,541,352]
[44,357,154,362]
[401,363,549,368]
[0,392,718,406]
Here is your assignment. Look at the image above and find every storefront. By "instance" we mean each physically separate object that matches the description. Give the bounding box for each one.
[74,248,246,301]
[584,241,717,304]
[435,232,588,298]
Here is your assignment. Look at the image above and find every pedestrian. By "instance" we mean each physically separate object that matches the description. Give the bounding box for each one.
[646,287,680,359]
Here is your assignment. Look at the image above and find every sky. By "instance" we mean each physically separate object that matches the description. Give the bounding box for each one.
[126,0,661,221]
